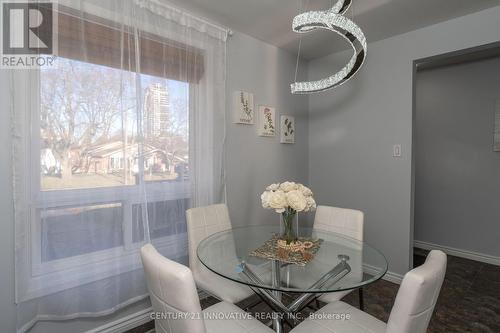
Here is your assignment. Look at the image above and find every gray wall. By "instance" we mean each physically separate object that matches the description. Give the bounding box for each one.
[0,31,308,332]
[415,57,500,257]
[307,5,500,275]
[225,31,310,227]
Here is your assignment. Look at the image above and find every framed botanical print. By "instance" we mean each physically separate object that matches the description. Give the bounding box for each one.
[280,115,295,144]
[233,91,254,124]
[257,106,276,136]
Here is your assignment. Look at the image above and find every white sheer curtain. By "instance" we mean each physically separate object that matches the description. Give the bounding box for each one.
[11,0,227,331]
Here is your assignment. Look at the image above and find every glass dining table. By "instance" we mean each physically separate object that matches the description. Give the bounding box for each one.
[197,225,388,332]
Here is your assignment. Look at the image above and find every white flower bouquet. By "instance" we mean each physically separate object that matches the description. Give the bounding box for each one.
[261,182,316,244]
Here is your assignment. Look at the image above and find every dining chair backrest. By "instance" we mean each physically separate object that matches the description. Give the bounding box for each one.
[312,205,364,287]
[386,250,447,333]
[313,205,364,241]
[140,244,206,333]
[186,204,232,274]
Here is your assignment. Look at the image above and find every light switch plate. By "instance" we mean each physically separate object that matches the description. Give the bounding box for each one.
[393,144,402,157]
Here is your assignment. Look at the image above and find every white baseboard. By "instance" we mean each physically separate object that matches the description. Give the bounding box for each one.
[88,288,211,333]
[363,264,403,284]
[382,270,404,284]
[414,240,500,266]
[86,308,152,333]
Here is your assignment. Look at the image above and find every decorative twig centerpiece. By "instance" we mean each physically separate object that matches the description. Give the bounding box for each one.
[261,182,316,245]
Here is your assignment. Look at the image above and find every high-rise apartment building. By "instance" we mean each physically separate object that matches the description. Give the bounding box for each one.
[144,83,169,139]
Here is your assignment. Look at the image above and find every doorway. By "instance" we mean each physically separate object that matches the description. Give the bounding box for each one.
[411,42,500,267]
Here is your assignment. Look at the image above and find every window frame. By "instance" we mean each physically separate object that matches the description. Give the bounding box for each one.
[18,63,191,303]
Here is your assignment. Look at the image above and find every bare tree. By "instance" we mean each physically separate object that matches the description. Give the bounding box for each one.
[40,59,124,178]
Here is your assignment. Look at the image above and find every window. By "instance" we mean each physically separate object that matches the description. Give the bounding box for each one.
[40,57,190,190]
[21,9,203,299]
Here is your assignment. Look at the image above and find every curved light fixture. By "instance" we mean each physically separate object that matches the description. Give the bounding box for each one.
[291,0,367,94]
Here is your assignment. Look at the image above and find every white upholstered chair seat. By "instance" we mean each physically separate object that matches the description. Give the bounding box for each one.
[291,250,447,333]
[187,204,254,304]
[141,244,274,333]
[203,301,274,333]
[194,266,253,304]
[290,301,386,333]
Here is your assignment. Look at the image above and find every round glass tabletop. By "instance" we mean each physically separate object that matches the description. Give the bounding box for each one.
[197,225,388,294]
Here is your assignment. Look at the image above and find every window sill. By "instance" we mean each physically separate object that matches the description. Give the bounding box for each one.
[19,233,187,302]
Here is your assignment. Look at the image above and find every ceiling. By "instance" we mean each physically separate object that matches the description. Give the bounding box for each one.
[164,0,500,60]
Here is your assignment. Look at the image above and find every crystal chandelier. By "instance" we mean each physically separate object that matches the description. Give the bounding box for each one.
[291,0,367,94]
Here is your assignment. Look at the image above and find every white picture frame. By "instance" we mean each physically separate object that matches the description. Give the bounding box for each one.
[233,91,254,124]
[257,106,276,137]
[280,115,295,144]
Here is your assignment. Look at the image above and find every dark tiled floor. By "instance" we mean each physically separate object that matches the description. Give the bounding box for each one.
[128,249,500,333]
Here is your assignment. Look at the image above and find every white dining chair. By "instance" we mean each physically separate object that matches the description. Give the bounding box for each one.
[186,204,254,304]
[290,250,447,333]
[313,205,364,307]
[140,244,274,333]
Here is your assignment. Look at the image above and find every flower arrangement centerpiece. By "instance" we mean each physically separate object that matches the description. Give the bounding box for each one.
[261,182,316,245]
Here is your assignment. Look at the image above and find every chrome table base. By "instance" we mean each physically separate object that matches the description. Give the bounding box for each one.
[239,255,351,332]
